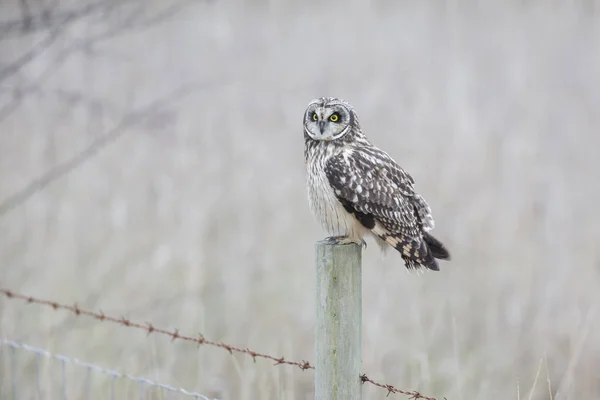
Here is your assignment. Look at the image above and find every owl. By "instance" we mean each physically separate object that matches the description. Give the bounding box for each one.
[303,97,450,271]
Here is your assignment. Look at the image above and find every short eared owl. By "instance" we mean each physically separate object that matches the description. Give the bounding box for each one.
[303,97,450,271]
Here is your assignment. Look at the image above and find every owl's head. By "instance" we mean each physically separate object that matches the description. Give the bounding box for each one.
[303,97,359,142]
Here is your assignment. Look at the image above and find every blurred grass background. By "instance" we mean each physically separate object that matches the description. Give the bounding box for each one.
[1,0,600,399]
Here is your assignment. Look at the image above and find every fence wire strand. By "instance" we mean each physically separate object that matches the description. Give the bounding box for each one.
[0,288,439,400]
[0,338,215,400]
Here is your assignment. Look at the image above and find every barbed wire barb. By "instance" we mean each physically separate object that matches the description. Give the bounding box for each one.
[1,288,439,399]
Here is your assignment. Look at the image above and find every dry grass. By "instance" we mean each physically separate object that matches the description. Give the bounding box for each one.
[1,1,600,399]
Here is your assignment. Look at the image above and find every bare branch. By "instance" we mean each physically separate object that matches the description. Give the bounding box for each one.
[0,0,121,38]
[0,0,204,118]
[0,28,62,83]
[0,82,200,218]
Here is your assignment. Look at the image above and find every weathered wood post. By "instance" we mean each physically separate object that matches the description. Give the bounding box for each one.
[315,241,362,400]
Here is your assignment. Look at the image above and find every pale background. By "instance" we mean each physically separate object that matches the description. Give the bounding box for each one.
[1,1,600,399]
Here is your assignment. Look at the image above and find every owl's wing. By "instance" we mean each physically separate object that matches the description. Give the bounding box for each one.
[325,148,448,270]
[324,148,421,239]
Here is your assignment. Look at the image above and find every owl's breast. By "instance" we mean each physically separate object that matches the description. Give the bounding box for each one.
[305,147,363,239]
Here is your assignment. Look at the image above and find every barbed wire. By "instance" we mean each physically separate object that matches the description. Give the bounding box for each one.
[0,288,440,400]
[0,338,215,400]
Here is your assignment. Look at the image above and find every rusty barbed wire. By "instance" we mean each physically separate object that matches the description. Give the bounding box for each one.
[0,288,439,400]
[360,375,440,400]
[0,288,311,370]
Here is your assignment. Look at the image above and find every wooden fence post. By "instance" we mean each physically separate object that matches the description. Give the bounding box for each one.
[315,241,362,400]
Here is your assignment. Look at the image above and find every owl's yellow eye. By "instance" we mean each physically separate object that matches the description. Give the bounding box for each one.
[329,113,339,122]
[312,113,318,121]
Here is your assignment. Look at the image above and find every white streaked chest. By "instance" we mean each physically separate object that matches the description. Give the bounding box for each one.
[305,146,362,238]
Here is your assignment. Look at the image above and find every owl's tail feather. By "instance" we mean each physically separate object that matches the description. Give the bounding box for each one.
[423,232,451,260]
[389,233,450,271]
[389,235,440,271]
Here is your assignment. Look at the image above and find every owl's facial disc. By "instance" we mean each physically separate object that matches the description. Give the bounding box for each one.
[304,101,351,141]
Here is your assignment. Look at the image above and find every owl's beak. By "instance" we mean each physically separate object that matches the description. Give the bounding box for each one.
[318,121,325,134]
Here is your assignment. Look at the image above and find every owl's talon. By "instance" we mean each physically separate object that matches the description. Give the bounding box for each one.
[324,236,343,245]
[323,236,366,248]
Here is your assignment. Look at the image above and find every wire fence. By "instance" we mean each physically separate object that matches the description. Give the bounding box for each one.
[0,339,216,400]
[0,288,441,400]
